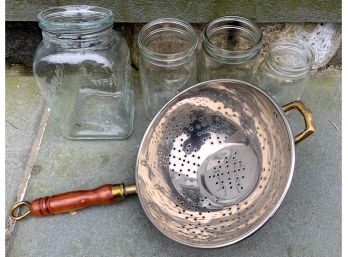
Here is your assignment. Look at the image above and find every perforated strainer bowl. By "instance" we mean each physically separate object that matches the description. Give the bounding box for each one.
[11,79,314,249]
[135,79,314,248]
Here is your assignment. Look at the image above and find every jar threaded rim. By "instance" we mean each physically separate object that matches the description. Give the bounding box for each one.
[203,16,262,63]
[265,38,315,77]
[138,18,198,65]
[37,5,114,34]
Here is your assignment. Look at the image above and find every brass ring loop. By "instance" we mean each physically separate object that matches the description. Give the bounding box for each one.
[10,201,31,220]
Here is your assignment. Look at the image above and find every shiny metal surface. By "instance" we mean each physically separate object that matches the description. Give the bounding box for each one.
[136,79,295,248]
[282,101,315,143]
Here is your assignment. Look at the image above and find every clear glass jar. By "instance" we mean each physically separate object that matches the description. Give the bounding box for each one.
[253,39,314,106]
[199,16,262,82]
[138,18,198,119]
[33,5,134,139]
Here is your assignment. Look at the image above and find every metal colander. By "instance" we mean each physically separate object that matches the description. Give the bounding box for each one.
[10,79,314,249]
[136,79,314,248]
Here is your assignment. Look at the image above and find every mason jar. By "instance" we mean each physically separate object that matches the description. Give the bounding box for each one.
[253,39,314,106]
[33,5,134,139]
[138,18,198,119]
[199,16,262,82]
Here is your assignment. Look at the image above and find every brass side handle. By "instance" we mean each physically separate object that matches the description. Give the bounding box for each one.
[282,101,315,144]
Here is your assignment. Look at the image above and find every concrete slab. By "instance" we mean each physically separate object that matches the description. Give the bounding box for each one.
[5,74,45,215]
[6,70,341,257]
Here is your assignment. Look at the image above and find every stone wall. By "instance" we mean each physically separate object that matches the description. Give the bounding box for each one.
[5,22,342,70]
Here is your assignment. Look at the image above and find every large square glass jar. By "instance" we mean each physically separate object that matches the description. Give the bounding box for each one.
[33,5,134,139]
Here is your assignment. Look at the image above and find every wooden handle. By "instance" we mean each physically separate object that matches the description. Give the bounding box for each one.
[10,183,136,220]
[30,184,114,216]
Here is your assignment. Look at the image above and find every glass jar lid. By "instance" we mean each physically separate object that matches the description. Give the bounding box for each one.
[37,5,114,34]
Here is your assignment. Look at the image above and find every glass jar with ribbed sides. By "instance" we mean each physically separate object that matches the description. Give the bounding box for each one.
[253,39,314,106]
[33,5,134,139]
[138,18,198,119]
[199,16,262,83]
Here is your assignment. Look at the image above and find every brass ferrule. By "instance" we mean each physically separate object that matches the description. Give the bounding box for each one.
[124,184,137,195]
[111,183,137,201]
